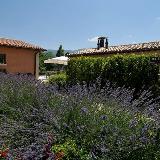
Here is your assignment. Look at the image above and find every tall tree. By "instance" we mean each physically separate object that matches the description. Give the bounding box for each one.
[56,45,64,57]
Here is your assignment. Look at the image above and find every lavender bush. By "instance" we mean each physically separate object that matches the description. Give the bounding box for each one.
[0,73,159,159]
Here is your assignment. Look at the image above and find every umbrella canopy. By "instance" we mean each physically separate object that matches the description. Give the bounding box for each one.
[44,56,68,65]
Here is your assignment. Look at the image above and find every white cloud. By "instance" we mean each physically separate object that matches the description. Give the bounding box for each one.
[88,36,99,42]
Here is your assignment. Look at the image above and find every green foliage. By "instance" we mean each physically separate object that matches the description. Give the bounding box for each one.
[39,51,54,74]
[0,73,159,159]
[56,45,64,57]
[65,52,70,56]
[52,139,89,159]
[67,54,159,91]
[55,97,158,160]
[48,72,67,88]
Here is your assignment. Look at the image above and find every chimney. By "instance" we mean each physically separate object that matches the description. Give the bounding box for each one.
[97,37,108,49]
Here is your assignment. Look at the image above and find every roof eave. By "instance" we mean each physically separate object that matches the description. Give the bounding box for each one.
[68,48,160,57]
[0,44,47,52]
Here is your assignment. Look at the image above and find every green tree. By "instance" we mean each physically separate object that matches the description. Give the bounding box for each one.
[39,51,54,74]
[56,45,64,57]
[65,52,70,56]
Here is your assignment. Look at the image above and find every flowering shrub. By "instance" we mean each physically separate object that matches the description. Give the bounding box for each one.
[48,72,67,89]
[0,144,9,159]
[0,73,159,159]
[54,87,160,159]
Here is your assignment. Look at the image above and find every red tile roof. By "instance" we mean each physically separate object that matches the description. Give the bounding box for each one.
[68,41,160,57]
[0,38,46,51]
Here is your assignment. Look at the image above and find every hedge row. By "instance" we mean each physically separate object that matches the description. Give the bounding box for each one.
[66,54,159,90]
[48,72,67,89]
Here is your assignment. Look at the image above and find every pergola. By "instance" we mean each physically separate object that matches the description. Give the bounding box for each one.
[44,56,68,65]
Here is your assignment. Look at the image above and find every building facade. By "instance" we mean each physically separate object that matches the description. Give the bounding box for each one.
[0,38,46,78]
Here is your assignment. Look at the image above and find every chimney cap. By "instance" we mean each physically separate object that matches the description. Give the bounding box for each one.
[98,36,107,40]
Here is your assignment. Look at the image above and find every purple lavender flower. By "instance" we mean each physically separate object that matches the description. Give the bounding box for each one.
[129,135,136,143]
[81,107,89,114]
[63,123,68,129]
[141,124,149,135]
[139,136,148,144]
[100,115,107,120]
[0,73,159,159]
[129,119,138,128]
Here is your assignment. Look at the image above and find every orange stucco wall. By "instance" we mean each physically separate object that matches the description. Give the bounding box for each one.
[0,46,37,75]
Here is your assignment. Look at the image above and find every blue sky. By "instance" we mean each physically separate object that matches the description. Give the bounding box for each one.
[0,0,160,50]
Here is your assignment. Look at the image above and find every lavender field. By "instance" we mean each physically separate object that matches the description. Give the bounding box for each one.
[0,73,160,159]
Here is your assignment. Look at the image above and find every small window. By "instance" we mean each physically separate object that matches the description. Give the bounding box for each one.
[0,54,6,64]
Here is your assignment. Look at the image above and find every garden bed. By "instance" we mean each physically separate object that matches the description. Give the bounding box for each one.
[0,73,159,159]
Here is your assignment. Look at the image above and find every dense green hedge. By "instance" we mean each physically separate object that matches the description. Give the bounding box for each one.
[67,54,159,90]
[48,72,67,88]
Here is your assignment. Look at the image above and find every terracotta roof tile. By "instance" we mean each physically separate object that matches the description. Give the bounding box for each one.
[0,38,46,51]
[68,41,160,57]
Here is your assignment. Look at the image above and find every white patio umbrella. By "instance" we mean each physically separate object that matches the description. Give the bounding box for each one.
[44,56,68,65]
